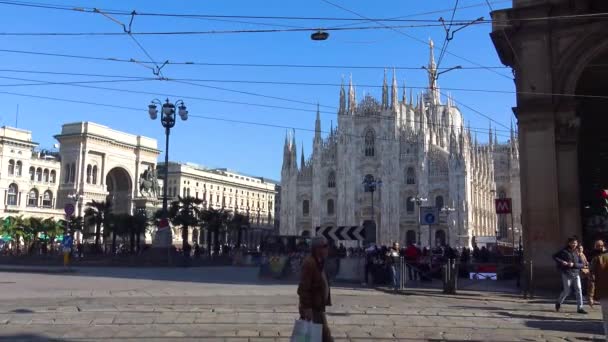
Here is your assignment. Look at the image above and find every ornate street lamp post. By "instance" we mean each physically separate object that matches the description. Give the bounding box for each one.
[362,175,382,244]
[148,99,188,220]
[67,192,84,241]
[410,196,427,246]
[441,206,456,247]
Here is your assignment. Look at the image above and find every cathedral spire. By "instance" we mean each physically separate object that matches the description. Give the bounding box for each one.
[300,144,305,170]
[339,76,346,115]
[488,123,493,149]
[314,103,322,143]
[282,130,290,170]
[409,88,414,107]
[291,130,297,169]
[494,130,498,146]
[391,69,398,111]
[348,74,356,114]
[401,81,407,104]
[428,38,437,90]
[382,69,389,109]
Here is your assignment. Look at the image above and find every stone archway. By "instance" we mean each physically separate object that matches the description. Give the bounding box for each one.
[576,48,608,246]
[106,167,132,214]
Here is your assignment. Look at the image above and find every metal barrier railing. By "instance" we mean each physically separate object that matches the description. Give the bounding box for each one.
[393,257,534,298]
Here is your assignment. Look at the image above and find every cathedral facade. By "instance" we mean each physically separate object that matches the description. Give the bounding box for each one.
[280,42,521,248]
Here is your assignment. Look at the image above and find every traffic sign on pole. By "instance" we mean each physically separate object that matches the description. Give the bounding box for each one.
[64,203,75,217]
[419,206,439,225]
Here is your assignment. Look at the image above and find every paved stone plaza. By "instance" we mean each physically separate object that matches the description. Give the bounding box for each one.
[0,266,604,341]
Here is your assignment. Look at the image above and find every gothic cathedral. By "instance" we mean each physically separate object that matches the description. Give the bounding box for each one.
[280,40,521,249]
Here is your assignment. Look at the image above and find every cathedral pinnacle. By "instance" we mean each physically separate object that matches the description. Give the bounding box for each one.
[339,76,346,115]
[314,103,322,143]
[348,74,356,114]
[300,144,305,170]
[382,69,389,109]
[402,81,407,104]
[391,69,398,111]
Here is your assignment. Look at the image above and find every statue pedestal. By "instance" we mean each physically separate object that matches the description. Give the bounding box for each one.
[132,197,171,247]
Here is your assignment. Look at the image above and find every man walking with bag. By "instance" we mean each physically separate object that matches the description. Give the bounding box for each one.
[298,236,333,342]
[588,239,608,339]
[553,236,587,314]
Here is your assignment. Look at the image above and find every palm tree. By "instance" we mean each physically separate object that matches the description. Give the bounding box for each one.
[168,196,202,259]
[132,212,148,254]
[42,218,65,253]
[228,213,250,248]
[104,213,131,255]
[199,207,230,256]
[24,217,43,255]
[3,216,28,254]
[84,200,111,250]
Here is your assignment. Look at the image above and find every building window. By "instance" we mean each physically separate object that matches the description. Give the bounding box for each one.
[183,187,187,197]
[302,200,310,216]
[7,183,18,206]
[406,167,415,184]
[364,129,375,157]
[36,168,42,182]
[327,199,335,215]
[8,160,14,176]
[406,196,414,214]
[69,163,76,183]
[435,195,444,209]
[50,170,56,183]
[15,161,22,176]
[42,190,53,208]
[27,189,38,207]
[86,165,92,184]
[187,188,191,197]
[328,171,336,188]
[64,165,70,183]
[43,169,49,182]
[30,167,35,181]
[92,165,98,184]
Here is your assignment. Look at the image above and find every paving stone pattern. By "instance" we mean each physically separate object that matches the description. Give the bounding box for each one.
[0,267,604,341]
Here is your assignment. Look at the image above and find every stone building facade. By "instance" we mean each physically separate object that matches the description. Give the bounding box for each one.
[491,0,608,285]
[55,122,160,218]
[280,42,521,248]
[0,127,63,219]
[160,162,278,245]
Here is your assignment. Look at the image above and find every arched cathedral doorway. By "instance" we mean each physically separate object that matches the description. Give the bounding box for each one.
[106,167,132,214]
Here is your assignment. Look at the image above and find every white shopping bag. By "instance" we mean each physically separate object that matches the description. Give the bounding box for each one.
[290,319,322,342]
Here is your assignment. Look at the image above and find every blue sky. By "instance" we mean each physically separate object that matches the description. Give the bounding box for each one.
[0,0,513,180]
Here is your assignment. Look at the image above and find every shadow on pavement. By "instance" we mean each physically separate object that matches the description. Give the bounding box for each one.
[497,311,604,335]
[5,266,362,290]
[0,334,64,341]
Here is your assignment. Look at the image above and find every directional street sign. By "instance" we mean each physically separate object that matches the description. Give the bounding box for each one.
[64,203,75,217]
[315,226,365,241]
[419,206,439,225]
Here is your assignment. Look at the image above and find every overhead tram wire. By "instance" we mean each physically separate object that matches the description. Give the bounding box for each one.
[0,23,482,37]
[0,72,515,134]
[0,89,514,145]
[2,1,607,25]
[0,0,509,23]
[320,0,513,82]
[0,48,509,70]
[1,68,605,104]
[0,74,512,137]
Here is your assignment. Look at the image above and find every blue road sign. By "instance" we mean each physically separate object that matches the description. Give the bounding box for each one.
[62,236,73,249]
[419,207,439,225]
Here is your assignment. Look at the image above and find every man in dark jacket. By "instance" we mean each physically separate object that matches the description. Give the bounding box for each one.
[298,236,333,342]
[554,236,587,314]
